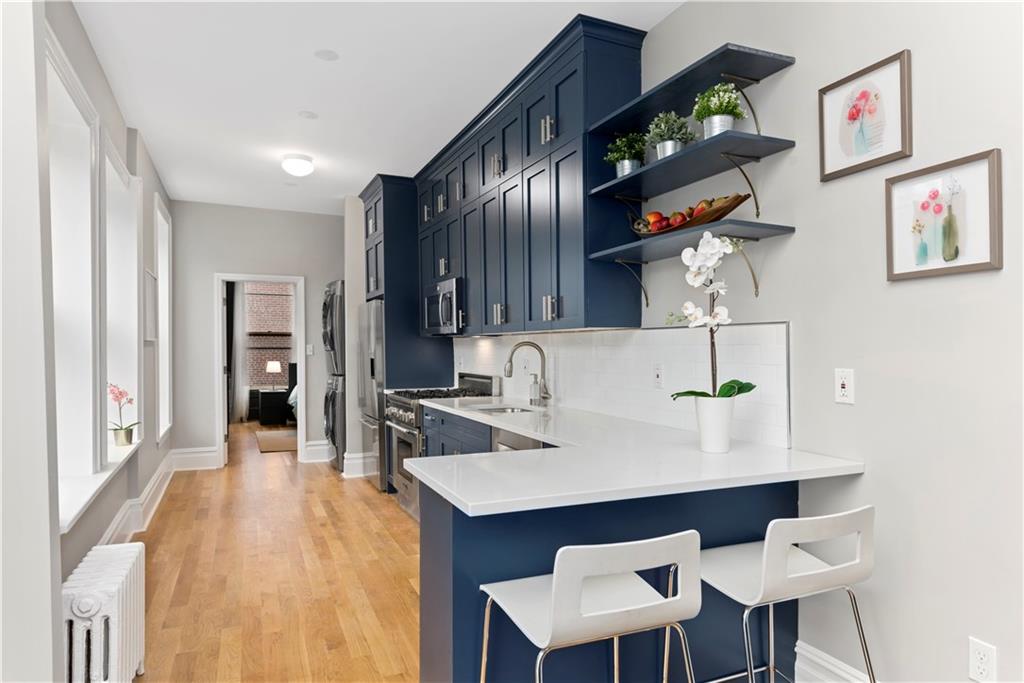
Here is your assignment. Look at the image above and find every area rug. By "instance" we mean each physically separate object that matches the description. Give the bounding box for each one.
[254,430,298,453]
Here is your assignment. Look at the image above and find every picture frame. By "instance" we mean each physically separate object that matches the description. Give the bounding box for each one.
[819,50,912,182]
[885,149,1002,281]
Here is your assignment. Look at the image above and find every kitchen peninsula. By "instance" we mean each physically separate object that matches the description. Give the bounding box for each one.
[406,398,864,683]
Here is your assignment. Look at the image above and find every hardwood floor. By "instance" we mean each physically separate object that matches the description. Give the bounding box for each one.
[134,421,419,682]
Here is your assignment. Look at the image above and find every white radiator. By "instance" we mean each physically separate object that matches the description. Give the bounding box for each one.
[62,542,145,682]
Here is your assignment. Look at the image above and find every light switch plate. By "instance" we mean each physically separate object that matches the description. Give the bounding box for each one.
[834,368,855,404]
[653,363,664,389]
[306,344,314,356]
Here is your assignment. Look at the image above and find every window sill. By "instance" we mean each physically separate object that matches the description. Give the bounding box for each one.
[59,440,142,534]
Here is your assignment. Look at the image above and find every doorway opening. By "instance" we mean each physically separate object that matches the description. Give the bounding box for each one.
[214,273,306,465]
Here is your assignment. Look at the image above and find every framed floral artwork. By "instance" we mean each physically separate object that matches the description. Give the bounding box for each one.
[819,50,912,181]
[886,149,1002,281]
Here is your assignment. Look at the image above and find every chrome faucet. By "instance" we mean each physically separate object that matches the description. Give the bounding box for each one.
[503,341,551,407]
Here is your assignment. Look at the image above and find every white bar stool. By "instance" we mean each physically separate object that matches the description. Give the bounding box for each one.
[479,530,702,683]
[700,506,876,683]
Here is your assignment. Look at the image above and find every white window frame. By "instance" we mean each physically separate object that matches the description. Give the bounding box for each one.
[154,192,173,443]
[44,22,104,475]
[99,131,143,468]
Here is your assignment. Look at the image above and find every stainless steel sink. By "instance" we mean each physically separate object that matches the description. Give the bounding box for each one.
[473,406,536,414]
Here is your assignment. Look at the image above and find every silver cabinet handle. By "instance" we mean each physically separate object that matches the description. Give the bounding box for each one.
[549,295,558,320]
[455,181,461,201]
[423,205,429,222]
[491,303,497,325]
[496,154,503,177]
[368,217,375,233]
[541,295,549,321]
[438,257,446,277]
[369,275,376,291]
[540,118,547,145]
[457,309,465,329]
[545,115,555,143]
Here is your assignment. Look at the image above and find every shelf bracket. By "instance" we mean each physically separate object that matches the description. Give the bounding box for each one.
[614,258,650,308]
[615,194,647,233]
[721,72,763,136]
[720,153,761,218]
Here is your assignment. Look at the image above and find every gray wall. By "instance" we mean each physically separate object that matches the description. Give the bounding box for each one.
[643,3,1022,680]
[169,200,344,451]
[46,1,176,578]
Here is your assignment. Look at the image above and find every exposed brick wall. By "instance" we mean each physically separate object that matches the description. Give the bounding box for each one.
[244,281,293,387]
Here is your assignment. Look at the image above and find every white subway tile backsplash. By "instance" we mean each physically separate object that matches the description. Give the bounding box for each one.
[453,322,791,448]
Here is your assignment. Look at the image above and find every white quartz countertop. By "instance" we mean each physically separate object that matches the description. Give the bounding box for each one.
[404,397,864,516]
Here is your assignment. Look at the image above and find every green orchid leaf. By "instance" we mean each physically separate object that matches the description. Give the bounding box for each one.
[736,381,757,395]
[717,383,739,398]
[671,390,712,399]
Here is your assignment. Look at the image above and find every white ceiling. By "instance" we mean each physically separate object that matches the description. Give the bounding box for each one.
[75,2,680,216]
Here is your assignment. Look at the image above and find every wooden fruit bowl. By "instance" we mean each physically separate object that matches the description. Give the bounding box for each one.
[632,193,751,238]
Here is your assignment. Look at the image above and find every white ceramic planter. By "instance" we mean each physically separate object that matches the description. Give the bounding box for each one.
[694,396,734,453]
[703,114,735,138]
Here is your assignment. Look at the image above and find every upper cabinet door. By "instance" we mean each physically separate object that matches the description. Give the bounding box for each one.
[366,239,384,300]
[460,201,483,336]
[523,158,552,331]
[445,214,463,280]
[441,159,460,218]
[547,54,584,153]
[365,192,381,239]
[479,100,523,194]
[459,145,480,203]
[418,184,434,229]
[431,224,448,281]
[497,102,523,180]
[497,174,525,333]
[550,139,584,329]
[479,189,504,334]
[523,82,550,167]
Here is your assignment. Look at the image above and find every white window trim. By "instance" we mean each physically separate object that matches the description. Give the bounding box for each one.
[154,192,173,445]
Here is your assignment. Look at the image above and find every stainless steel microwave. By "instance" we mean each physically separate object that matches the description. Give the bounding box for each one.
[424,276,462,335]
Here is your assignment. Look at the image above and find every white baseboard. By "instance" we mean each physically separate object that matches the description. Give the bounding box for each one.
[341,450,378,479]
[795,640,868,683]
[99,454,174,545]
[301,440,335,463]
[169,446,221,470]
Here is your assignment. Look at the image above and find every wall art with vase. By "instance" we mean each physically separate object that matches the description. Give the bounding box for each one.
[819,50,912,181]
[886,149,1002,281]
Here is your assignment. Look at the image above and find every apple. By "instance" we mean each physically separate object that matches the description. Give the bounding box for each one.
[651,218,670,232]
[692,204,707,218]
[645,211,665,224]
[669,211,686,227]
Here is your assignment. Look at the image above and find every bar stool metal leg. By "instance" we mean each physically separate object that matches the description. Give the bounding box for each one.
[669,622,696,683]
[613,636,621,683]
[768,603,776,683]
[662,627,672,683]
[845,587,877,683]
[480,596,494,683]
[534,648,551,683]
[741,606,756,683]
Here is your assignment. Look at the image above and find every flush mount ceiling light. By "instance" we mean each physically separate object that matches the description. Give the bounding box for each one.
[298,110,319,120]
[313,49,339,61]
[281,153,314,177]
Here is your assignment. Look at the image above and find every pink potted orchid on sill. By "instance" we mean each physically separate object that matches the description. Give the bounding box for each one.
[666,231,758,453]
[108,383,139,446]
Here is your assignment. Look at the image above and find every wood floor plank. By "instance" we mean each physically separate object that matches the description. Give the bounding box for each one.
[134,422,419,681]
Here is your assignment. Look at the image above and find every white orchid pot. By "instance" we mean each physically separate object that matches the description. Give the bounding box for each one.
[694,396,734,453]
[703,114,735,138]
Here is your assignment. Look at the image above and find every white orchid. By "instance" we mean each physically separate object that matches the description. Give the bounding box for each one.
[705,281,728,295]
[680,232,734,289]
[680,301,709,328]
[709,306,731,326]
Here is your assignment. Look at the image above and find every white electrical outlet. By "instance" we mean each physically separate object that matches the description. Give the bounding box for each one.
[456,355,465,370]
[653,363,664,389]
[969,637,997,682]
[306,344,314,356]
[834,368,855,404]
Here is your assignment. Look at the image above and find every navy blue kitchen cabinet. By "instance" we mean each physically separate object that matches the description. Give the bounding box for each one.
[413,16,646,335]
[360,175,453,387]
[460,199,484,336]
[423,407,492,455]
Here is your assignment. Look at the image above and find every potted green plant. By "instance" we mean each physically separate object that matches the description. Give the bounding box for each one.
[604,132,647,177]
[666,232,759,453]
[646,111,695,160]
[693,82,747,138]
[108,383,139,446]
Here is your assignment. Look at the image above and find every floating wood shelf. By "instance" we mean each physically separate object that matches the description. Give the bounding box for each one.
[588,44,795,136]
[588,219,794,264]
[589,131,794,200]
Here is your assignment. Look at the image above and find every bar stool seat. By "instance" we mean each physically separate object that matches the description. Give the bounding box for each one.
[481,571,671,649]
[700,541,832,605]
[478,530,702,683]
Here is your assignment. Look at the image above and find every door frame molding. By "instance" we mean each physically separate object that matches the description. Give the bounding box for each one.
[213,273,306,465]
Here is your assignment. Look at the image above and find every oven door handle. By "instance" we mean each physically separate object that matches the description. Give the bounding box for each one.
[386,420,422,455]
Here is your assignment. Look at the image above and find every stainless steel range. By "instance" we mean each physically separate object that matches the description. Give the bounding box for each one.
[385,373,499,519]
